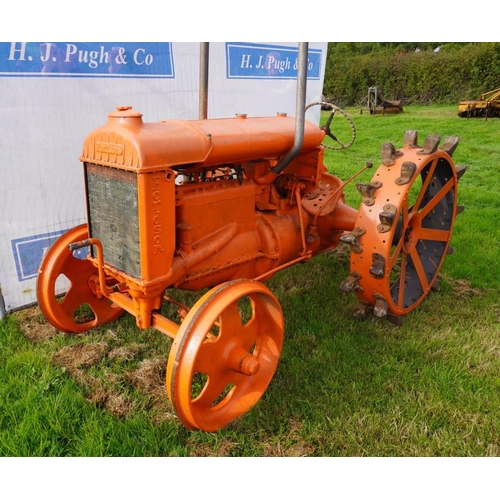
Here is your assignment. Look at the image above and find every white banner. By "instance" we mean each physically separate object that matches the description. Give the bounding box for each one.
[0,41,328,315]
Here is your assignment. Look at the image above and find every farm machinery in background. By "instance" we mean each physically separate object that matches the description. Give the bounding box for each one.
[37,43,466,432]
[458,87,500,118]
[361,86,404,115]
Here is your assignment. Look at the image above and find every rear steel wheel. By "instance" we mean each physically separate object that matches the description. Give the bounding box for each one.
[341,132,466,320]
[166,279,284,431]
[37,224,124,333]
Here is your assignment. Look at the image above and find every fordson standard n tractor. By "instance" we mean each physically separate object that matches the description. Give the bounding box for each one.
[37,44,465,431]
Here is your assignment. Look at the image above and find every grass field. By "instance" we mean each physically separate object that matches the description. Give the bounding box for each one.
[1,104,499,459]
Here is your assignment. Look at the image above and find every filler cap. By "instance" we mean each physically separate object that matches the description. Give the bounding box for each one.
[108,105,144,123]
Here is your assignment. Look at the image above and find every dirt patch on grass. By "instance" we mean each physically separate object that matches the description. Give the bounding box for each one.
[185,419,316,457]
[126,358,176,424]
[86,379,133,419]
[15,306,59,342]
[127,358,166,394]
[11,304,175,422]
[51,342,135,418]
[108,344,143,361]
[50,341,174,421]
[261,419,316,457]
[448,277,483,298]
[187,436,239,457]
[53,342,108,373]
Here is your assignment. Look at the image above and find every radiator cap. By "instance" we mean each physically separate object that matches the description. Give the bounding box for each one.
[108,105,143,123]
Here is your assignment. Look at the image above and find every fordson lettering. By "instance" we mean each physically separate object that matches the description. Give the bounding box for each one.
[96,143,124,155]
[152,174,164,254]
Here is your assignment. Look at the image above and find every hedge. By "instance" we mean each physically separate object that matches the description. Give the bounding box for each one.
[322,43,500,106]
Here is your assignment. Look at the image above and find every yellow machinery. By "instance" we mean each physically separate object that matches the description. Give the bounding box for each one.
[458,87,500,118]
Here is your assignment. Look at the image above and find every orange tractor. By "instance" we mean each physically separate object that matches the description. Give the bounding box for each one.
[37,44,465,431]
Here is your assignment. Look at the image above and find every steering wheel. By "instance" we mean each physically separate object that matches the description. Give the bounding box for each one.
[306,101,356,150]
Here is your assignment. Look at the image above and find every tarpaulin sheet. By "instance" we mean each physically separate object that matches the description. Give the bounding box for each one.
[0,41,327,314]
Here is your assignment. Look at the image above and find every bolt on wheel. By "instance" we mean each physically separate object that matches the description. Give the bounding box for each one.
[341,132,465,319]
[166,279,284,432]
[37,224,124,333]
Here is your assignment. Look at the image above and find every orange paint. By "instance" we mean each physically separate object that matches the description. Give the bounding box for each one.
[38,107,463,431]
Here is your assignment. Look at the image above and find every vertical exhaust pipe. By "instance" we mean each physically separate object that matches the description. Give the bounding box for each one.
[273,42,309,175]
[199,42,209,119]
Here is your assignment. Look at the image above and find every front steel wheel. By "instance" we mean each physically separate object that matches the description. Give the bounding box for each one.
[166,279,284,431]
[37,224,124,333]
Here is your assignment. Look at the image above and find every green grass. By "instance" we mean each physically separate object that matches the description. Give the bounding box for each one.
[1,104,500,457]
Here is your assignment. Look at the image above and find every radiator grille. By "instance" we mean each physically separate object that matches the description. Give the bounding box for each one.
[86,163,141,278]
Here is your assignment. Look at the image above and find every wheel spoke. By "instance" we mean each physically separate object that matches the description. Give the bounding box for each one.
[220,301,244,332]
[419,177,455,219]
[413,157,438,212]
[397,253,407,308]
[241,315,259,351]
[409,247,429,292]
[58,285,83,317]
[389,239,403,271]
[91,297,121,322]
[59,257,92,283]
[418,227,450,242]
[192,370,241,409]
[193,336,227,374]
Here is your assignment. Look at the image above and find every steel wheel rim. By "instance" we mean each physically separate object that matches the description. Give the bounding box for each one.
[37,224,123,332]
[166,279,284,431]
[351,148,458,316]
